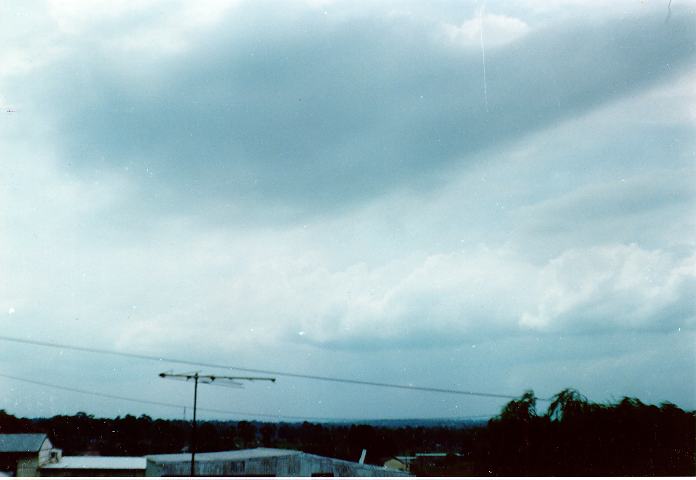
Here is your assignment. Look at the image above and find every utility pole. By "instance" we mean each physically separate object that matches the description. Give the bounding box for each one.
[159,371,275,476]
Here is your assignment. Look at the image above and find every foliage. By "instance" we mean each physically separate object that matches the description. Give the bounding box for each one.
[481,390,695,476]
[0,388,694,476]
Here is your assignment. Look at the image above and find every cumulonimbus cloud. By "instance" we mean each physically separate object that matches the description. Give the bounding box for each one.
[221,244,695,349]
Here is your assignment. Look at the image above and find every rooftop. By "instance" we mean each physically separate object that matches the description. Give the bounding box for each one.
[394,456,416,462]
[41,457,147,470]
[41,456,146,470]
[147,448,300,464]
[0,434,49,453]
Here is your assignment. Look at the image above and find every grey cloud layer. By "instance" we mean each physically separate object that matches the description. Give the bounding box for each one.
[1,1,695,416]
[23,5,696,212]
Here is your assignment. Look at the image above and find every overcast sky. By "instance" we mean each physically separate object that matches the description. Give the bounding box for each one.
[1,0,695,422]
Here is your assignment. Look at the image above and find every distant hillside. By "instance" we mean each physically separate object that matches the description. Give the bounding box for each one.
[329,417,489,428]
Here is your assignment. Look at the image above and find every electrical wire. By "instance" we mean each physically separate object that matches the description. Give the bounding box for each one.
[0,335,540,400]
[0,372,184,410]
[0,372,495,422]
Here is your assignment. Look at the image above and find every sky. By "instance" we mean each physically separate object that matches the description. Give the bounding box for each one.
[0,0,695,422]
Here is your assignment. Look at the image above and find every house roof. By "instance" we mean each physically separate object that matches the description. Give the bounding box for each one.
[0,434,49,453]
[147,447,299,464]
[41,456,146,470]
[148,448,409,476]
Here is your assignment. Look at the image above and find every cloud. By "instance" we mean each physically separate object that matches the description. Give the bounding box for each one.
[145,243,691,351]
[47,0,158,35]
[6,4,693,214]
[46,0,238,37]
[442,12,530,48]
[299,245,695,348]
[515,169,696,240]
[279,247,538,348]
[2,145,691,352]
[520,245,696,333]
[1,1,695,416]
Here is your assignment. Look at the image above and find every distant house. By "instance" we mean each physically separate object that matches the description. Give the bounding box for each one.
[385,452,473,475]
[146,447,410,477]
[0,433,58,476]
[383,456,415,472]
[0,433,145,477]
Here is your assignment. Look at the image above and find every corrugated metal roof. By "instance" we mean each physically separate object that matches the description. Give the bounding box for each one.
[147,447,300,463]
[0,434,48,453]
[395,456,416,461]
[147,448,410,477]
[41,456,146,470]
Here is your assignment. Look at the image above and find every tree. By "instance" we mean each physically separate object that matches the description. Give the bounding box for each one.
[499,390,537,423]
[236,421,257,448]
[260,424,276,446]
[547,388,590,421]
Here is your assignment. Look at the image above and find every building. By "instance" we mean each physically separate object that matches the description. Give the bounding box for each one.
[384,453,451,474]
[384,452,475,475]
[383,455,415,472]
[0,433,145,477]
[0,433,59,476]
[40,456,146,477]
[146,447,410,477]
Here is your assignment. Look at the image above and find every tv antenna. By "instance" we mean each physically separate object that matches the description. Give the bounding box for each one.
[159,371,275,476]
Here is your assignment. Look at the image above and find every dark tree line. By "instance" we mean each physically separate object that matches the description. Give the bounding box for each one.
[0,411,469,465]
[481,388,695,476]
[1,388,693,475]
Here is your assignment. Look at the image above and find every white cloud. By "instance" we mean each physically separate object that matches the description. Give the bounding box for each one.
[3,145,691,352]
[144,243,691,349]
[239,246,538,346]
[47,0,160,35]
[442,12,530,48]
[44,0,239,55]
[521,245,696,332]
[285,244,694,346]
[109,1,240,55]
[0,48,48,79]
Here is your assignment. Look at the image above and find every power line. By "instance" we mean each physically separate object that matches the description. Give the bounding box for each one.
[0,372,348,421]
[0,373,184,410]
[0,335,536,400]
[0,372,496,422]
